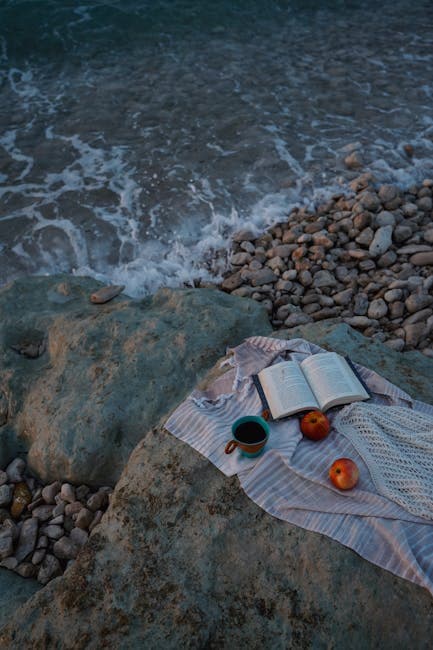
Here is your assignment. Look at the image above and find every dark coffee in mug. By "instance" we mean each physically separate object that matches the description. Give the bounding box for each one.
[234,421,267,444]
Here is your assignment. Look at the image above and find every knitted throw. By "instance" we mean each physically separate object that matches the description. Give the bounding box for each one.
[334,403,433,520]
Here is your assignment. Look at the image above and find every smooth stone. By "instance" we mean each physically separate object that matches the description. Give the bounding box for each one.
[404,323,427,347]
[378,185,398,204]
[32,549,46,565]
[86,492,108,513]
[5,458,26,483]
[88,510,103,532]
[15,518,39,563]
[333,289,353,306]
[249,269,278,287]
[312,270,337,288]
[60,484,76,504]
[369,226,393,257]
[423,229,433,244]
[41,525,64,540]
[0,471,7,487]
[267,256,285,272]
[221,272,243,291]
[15,562,37,579]
[284,313,313,328]
[50,515,64,526]
[52,502,65,517]
[90,284,125,304]
[416,197,432,212]
[70,527,89,547]
[53,536,80,560]
[368,299,388,319]
[75,485,91,502]
[375,211,396,227]
[230,252,251,266]
[65,501,84,516]
[0,530,13,560]
[0,556,18,570]
[384,289,403,303]
[360,191,381,211]
[42,482,61,505]
[0,485,13,508]
[403,309,433,326]
[405,294,433,314]
[398,244,431,255]
[344,316,375,329]
[353,294,369,316]
[37,554,62,585]
[393,225,413,243]
[75,508,94,530]
[10,482,32,519]
[36,535,48,549]
[31,505,54,522]
[410,252,433,266]
[402,202,417,217]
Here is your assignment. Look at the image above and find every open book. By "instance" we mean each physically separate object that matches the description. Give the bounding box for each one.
[253,352,370,420]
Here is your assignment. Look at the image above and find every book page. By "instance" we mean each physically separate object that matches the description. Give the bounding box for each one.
[258,360,319,418]
[300,352,369,411]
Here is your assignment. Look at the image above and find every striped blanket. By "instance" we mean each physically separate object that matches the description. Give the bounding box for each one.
[165,336,433,595]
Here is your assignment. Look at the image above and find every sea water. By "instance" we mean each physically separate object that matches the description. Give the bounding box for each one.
[1,0,432,296]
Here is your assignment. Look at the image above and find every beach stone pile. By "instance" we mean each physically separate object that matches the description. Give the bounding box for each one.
[0,457,111,585]
[221,174,433,354]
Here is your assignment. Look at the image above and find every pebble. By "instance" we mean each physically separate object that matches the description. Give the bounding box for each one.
[42,481,61,504]
[87,491,108,512]
[90,284,125,304]
[410,251,433,266]
[369,225,393,257]
[76,508,94,530]
[5,458,26,483]
[15,517,39,563]
[368,299,388,319]
[70,527,89,546]
[32,548,47,565]
[10,481,32,519]
[15,562,37,579]
[41,524,64,540]
[53,536,80,560]
[0,529,13,560]
[0,485,13,507]
[405,294,433,314]
[0,556,18,570]
[0,470,7,487]
[60,483,76,503]
[38,554,62,585]
[65,500,85,516]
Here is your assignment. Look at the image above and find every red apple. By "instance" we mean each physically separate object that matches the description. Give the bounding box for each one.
[329,458,359,490]
[300,410,330,441]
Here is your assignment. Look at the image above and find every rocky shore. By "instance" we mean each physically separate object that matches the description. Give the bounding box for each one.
[221,174,433,354]
[0,457,111,584]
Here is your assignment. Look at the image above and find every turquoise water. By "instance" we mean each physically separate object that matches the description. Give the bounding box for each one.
[1,1,433,295]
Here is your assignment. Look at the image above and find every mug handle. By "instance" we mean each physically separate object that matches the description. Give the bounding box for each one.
[225,440,238,454]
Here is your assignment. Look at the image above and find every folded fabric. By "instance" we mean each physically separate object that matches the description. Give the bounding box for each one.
[334,403,433,520]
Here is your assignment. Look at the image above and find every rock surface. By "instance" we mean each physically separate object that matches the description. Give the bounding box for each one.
[1,322,433,649]
[0,276,271,483]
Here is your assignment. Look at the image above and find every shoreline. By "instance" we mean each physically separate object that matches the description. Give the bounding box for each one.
[217,172,433,355]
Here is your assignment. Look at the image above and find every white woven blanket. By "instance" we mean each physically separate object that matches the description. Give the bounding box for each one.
[334,403,433,520]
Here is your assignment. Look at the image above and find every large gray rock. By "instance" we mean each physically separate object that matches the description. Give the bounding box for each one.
[0,569,41,630]
[1,323,433,648]
[0,276,271,485]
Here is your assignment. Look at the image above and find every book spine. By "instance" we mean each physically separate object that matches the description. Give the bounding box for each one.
[344,356,372,397]
[252,374,274,421]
